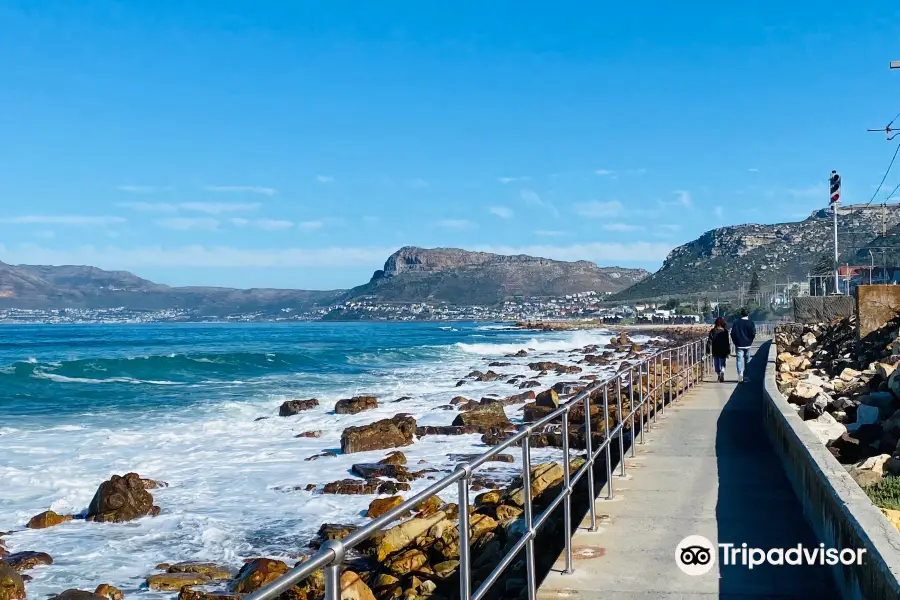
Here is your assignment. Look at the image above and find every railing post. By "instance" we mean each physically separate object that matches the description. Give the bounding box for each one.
[652,354,658,424]
[456,466,472,600]
[617,376,625,476]
[521,434,537,600]
[629,367,636,458]
[661,351,667,415]
[638,360,646,444]
[561,409,573,574]
[320,540,345,600]
[584,394,597,531]
[603,386,613,500]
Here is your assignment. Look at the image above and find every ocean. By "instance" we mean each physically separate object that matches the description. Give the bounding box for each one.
[0,322,641,595]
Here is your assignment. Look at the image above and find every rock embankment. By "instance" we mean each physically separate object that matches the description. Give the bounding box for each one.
[775,318,900,530]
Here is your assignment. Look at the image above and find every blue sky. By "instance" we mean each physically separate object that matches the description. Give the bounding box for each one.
[1,1,899,289]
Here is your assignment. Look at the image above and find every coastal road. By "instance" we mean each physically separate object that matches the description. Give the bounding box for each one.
[537,341,838,599]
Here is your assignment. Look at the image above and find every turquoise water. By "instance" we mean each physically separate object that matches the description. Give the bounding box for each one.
[0,321,632,596]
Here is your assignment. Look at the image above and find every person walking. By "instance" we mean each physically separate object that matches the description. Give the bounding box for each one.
[730,308,756,383]
[707,317,730,382]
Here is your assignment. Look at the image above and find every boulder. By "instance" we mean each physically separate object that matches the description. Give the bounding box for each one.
[840,368,862,382]
[141,478,168,490]
[49,592,105,600]
[4,551,53,572]
[230,558,289,593]
[416,425,484,436]
[788,382,823,405]
[147,572,211,591]
[314,523,358,545]
[340,571,377,600]
[849,454,892,487]
[805,412,847,446]
[86,472,158,523]
[859,392,896,418]
[535,389,560,409]
[379,451,407,465]
[451,403,511,429]
[295,430,321,438]
[518,380,541,389]
[877,362,898,380]
[167,562,232,580]
[367,496,404,519]
[881,508,900,532]
[889,369,900,400]
[385,548,428,576]
[94,585,123,600]
[0,564,24,600]
[828,426,883,463]
[374,511,448,561]
[322,479,411,495]
[26,510,73,529]
[450,396,469,405]
[351,463,419,482]
[505,462,564,507]
[341,415,416,454]
[279,398,319,416]
[335,396,378,415]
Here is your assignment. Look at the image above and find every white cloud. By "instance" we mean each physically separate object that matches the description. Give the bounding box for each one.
[534,230,567,237]
[438,219,474,230]
[787,184,826,199]
[594,169,615,176]
[574,200,622,218]
[520,190,559,217]
[256,219,294,231]
[117,185,157,194]
[747,168,760,173]
[0,243,399,269]
[498,177,529,184]
[298,221,324,231]
[602,223,644,232]
[118,202,178,213]
[0,215,127,226]
[673,190,693,208]
[489,206,514,219]
[203,185,277,196]
[179,202,260,215]
[157,218,220,231]
[406,178,429,188]
[315,175,335,184]
[714,206,724,219]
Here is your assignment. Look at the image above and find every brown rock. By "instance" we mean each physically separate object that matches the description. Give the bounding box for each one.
[147,572,211,591]
[295,430,322,438]
[167,561,233,580]
[4,551,53,572]
[322,479,411,495]
[49,592,105,600]
[177,589,242,600]
[416,425,484,436]
[335,396,378,415]
[351,463,420,481]
[385,548,428,575]
[26,510,73,529]
[230,558,289,593]
[279,398,319,416]
[518,380,541,389]
[341,415,416,454]
[450,396,469,405]
[451,403,511,429]
[340,571,377,600]
[140,478,169,490]
[314,523,358,546]
[86,472,157,523]
[0,564,24,600]
[367,496,404,519]
[94,585,123,600]
[535,389,559,408]
[379,451,407,466]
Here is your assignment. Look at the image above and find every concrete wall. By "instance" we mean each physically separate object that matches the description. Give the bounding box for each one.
[855,285,900,339]
[761,342,900,599]
[793,296,855,323]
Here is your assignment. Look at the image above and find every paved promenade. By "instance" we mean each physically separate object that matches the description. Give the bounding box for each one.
[538,341,838,599]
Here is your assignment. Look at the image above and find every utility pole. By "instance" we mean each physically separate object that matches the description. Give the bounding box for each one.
[830,170,842,293]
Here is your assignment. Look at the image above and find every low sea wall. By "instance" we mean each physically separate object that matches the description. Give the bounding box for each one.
[761,341,900,599]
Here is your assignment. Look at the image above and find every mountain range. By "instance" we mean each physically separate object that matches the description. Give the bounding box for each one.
[0,247,648,315]
[613,204,900,300]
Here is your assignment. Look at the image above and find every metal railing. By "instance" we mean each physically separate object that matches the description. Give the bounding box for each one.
[246,337,709,600]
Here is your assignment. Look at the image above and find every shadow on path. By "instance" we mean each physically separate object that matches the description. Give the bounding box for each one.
[715,341,837,598]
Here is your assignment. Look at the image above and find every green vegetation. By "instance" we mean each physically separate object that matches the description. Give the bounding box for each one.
[863,475,900,511]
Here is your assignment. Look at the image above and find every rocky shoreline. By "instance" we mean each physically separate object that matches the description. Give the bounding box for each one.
[774,317,900,531]
[1,329,700,600]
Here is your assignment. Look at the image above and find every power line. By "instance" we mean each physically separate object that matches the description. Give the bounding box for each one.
[866,140,900,204]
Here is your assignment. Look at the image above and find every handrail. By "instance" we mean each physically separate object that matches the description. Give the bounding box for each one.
[246,337,709,600]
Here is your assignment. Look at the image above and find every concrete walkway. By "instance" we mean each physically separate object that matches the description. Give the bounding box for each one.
[538,341,838,600]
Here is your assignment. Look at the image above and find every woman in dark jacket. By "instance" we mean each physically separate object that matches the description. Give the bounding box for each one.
[707,317,730,382]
